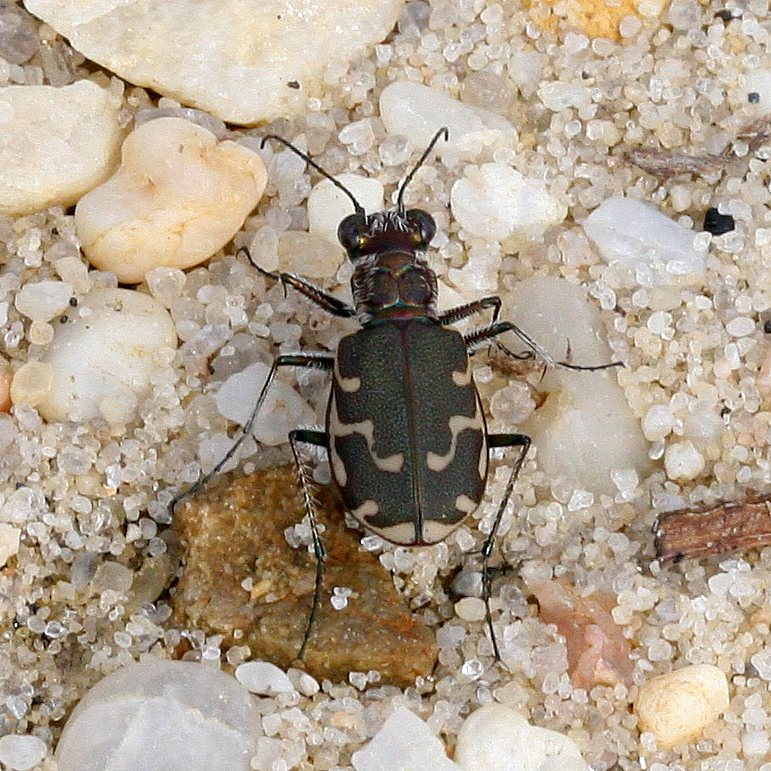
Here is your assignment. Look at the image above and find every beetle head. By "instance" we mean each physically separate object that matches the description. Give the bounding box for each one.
[337,208,437,260]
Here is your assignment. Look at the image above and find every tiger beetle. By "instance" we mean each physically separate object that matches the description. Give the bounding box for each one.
[172,127,620,663]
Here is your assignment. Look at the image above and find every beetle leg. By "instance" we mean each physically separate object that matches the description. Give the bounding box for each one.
[482,432,531,662]
[437,295,501,326]
[169,353,334,513]
[288,428,330,660]
[464,321,623,371]
[239,247,356,318]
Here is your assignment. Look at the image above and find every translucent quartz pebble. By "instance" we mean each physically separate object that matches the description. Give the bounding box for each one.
[352,706,460,771]
[583,196,706,283]
[635,664,729,749]
[215,362,315,446]
[451,163,565,241]
[380,81,517,159]
[455,704,589,771]
[308,174,385,246]
[0,734,47,771]
[235,661,294,695]
[11,288,177,423]
[503,276,648,494]
[0,81,121,215]
[75,117,267,284]
[24,0,405,124]
[55,661,259,771]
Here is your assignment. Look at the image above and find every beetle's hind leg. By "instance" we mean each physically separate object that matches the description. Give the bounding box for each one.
[482,432,531,663]
[168,353,334,513]
[288,428,330,660]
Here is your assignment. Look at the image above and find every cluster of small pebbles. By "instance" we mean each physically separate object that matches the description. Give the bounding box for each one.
[0,0,769,769]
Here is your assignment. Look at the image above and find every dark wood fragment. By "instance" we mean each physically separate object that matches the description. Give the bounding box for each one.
[655,495,771,565]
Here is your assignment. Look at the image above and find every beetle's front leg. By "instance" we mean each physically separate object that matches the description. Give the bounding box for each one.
[239,248,356,318]
[169,353,334,513]
[288,428,330,659]
[438,295,502,326]
[464,321,623,371]
[482,432,531,662]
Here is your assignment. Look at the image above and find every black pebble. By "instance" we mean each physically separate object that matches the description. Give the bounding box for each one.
[703,207,735,235]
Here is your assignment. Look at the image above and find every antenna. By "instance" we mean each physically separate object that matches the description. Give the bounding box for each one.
[396,127,449,214]
[260,135,364,215]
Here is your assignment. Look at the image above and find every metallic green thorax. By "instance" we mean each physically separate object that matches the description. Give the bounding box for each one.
[328,319,487,545]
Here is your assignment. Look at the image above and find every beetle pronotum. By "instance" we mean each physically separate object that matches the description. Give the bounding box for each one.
[173,128,619,661]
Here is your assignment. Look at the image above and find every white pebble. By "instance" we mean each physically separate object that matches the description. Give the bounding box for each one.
[25,0,404,124]
[454,597,487,622]
[55,661,258,771]
[307,174,384,245]
[642,404,676,442]
[215,362,315,447]
[12,288,176,423]
[14,280,73,323]
[0,523,20,568]
[235,661,294,695]
[725,316,755,337]
[455,704,589,771]
[634,664,729,749]
[537,81,590,111]
[0,81,121,215]
[450,164,565,241]
[0,734,47,771]
[664,440,705,482]
[744,68,771,113]
[380,81,517,160]
[352,706,460,771]
[504,276,649,493]
[75,117,267,283]
[583,197,706,283]
[277,231,345,280]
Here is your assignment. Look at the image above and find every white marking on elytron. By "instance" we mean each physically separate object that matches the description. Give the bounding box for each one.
[426,401,484,472]
[422,520,457,544]
[329,397,404,473]
[454,494,478,514]
[452,363,472,387]
[352,499,379,521]
[373,521,416,545]
[330,439,347,487]
[333,355,361,393]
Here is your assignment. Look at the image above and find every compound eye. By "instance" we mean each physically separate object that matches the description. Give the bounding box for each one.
[337,212,367,254]
[405,209,436,248]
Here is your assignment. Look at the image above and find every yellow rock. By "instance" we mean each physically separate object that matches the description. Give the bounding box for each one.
[635,664,730,749]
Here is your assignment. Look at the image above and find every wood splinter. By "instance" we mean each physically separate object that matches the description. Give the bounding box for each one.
[655,495,771,565]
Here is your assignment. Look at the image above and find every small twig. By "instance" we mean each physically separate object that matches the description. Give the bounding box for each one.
[654,495,771,565]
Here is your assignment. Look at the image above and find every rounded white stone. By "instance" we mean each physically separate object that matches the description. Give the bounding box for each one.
[744,68,771,113]
[455,704,589,771]
[583,197,706,282]
[75,116,267,284]
[0,523,20,568]
[307,174,385,246]
[0,734,47,771]
[14,280,73,323]
[215,361,315,447]
[504,276,649,494]
[277,231,345,280]
[634,664,729,749]
[725,316,755,337]
[235,661,294,695]
[0,81,121,215]
[451,163,566,241]
[24,0,404,125]
[642,404,676,442]
[55,661,258,771]
[17,288,177,423]
[664,439,705,482]
[380,81,517,160]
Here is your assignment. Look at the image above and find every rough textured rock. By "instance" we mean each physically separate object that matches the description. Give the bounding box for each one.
[173,465,438,686]
[75,117,267,284]
[0,81,122,215]
[23,0,406,125]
